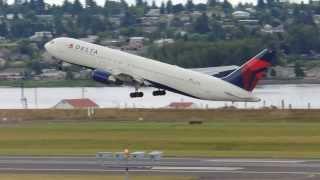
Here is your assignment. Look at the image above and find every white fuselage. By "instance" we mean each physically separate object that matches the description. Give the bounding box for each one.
[45,37,260,102]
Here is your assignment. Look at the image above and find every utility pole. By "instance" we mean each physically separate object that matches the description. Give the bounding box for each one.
[20,81,28,109]
[34,88,38,108]
[81,87,85,99]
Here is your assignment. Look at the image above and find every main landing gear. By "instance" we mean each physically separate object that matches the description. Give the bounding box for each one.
[130,91,144,98]
[152,90,166,96]
[129,87,166,98]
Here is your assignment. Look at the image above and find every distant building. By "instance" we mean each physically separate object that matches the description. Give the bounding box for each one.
[0,68,24,80]
[232,11,250,19]
[38,69,66,80]
[146,9,160,17]
[14,0,27,5]
[261,24,284,34]
[123,37,145,51]
[79,35,99,43]
[6,13,23,20]
[29,31,53,42]
[154,38,175,46]
[53,98,99,109]
[166,102,198,109]
[109,17,121,26]
[36,15,54,22]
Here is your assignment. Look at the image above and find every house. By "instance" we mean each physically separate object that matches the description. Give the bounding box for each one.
[0,68,24,80]
[6,13,23,20]
[314,15,320,25]
[38,69,66,80]
[29,31,53,42]
[123,37,145,50]
[109,16,121,26]
[53,98,99,109]
[36,15,54,22]
[166,102,198,109]
[261,24,284,34]
[79,35,99,43]
[146,9,161,17]
[15,0,27,5]
[232,11,250,19]
[154,38,175,46]
[238,19,260,29]
[0,58,6,68]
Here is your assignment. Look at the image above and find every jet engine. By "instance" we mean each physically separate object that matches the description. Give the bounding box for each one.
[92,69,120,84]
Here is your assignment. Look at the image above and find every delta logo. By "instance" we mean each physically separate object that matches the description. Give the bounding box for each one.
[68,43,98,55]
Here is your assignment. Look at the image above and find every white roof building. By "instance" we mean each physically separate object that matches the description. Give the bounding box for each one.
[232,11,250,19]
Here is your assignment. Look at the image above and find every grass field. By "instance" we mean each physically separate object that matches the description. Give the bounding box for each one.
[0,174,194,180]
[0,121,320,158]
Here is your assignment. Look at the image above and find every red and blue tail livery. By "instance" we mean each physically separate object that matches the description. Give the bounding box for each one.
[222,49,276,92]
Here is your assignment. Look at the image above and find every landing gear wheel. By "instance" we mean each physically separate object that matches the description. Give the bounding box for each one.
[130,92,144,98]
[152,90,166,96]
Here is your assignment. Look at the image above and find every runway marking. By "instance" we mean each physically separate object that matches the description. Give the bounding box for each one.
[152,166,243,171]
[0,167,319,176]
[205,159,305,163]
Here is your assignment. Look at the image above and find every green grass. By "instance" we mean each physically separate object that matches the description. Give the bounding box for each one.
[0,121,320,158]
[0,174,194,180]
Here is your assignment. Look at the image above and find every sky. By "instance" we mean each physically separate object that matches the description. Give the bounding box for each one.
[6,0,258,6]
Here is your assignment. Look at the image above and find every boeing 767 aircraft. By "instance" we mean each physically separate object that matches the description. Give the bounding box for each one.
[45,37,276,102]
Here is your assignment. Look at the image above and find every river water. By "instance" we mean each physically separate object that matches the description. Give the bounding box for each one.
[0,84,318,109]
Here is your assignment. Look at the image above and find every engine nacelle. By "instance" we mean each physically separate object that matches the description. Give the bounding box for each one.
[92,70,114,84]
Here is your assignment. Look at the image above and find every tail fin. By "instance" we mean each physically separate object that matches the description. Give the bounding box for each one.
[222,49,276,91]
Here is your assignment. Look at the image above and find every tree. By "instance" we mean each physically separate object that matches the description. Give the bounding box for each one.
[72,0,83,15]
[0,0,6,15]
[160,2,165,14]
[121,10,136,27]
[294,62,305,78]
[222,0,233,13]
[151,0,157,8]
[85,0,98,12]
[270,68,276,77]
[257,0,265,9]
[0,22,7,37]
[186,0,194,12]
[62,0,73,14]
[37,0,45,14]
[136,0,143,6]
[120,0,128,11]
[207,0,217,7]
[267,0,275,6]
[172,4,184,13]
[29,0,37,11]
[193,13,210,34]
[166,0,173,13]
[287,25,320,53]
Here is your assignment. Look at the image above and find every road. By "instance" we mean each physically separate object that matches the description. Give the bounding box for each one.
[0,156,319,179]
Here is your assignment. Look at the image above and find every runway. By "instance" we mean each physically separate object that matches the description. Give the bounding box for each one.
[0,156,319,179]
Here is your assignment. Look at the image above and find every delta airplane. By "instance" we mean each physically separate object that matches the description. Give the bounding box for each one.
[45,37,276,102]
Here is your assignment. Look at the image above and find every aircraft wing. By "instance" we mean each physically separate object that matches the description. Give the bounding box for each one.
[190,65,239,77]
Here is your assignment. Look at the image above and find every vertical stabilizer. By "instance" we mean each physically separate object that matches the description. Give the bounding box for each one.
[222,49,276,91]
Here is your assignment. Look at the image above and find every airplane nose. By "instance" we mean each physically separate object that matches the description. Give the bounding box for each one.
[44,42,50,51]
